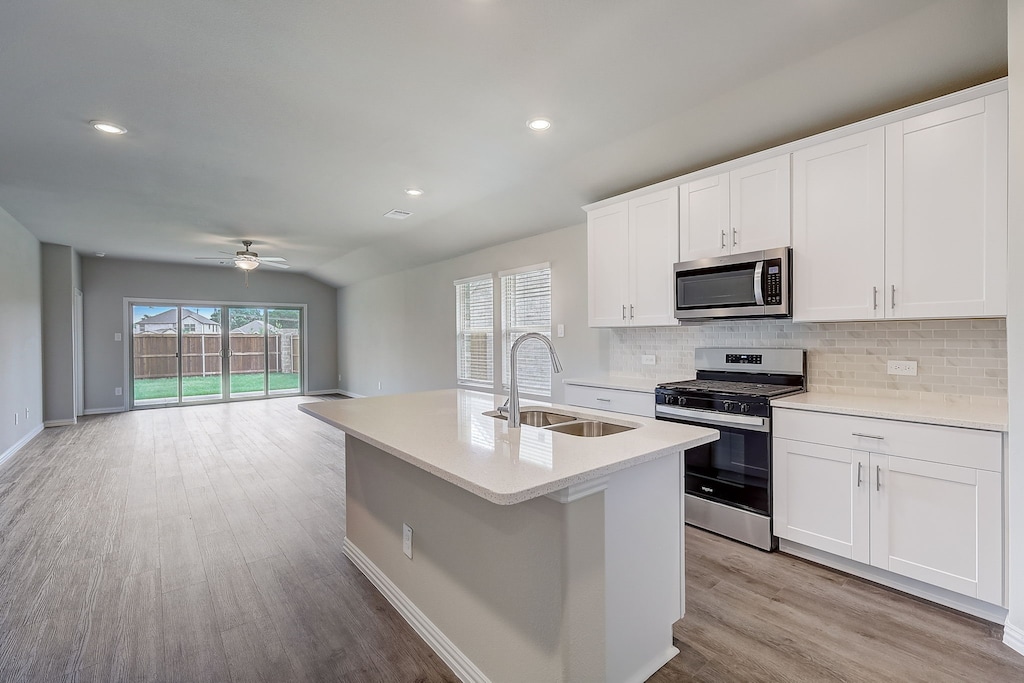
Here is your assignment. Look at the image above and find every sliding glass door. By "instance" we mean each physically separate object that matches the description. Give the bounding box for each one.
[130,301,304,409]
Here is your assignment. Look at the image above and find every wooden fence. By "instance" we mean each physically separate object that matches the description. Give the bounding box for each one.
[133,334,283,379]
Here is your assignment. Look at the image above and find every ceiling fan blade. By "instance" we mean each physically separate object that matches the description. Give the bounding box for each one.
[257,260,290,269]
[257,256,287,262]
[194,257,230,260]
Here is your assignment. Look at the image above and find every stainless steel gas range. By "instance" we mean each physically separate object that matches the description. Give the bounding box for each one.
[655,348,806,551]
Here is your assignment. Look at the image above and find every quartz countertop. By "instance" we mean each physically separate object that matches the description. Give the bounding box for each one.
[771,392,1007,432]
[300,389,718,504]
[562,375,663,393]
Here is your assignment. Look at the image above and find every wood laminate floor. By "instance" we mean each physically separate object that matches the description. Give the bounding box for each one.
[0,396,1021,682]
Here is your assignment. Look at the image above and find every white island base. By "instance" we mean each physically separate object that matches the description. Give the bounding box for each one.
[344,434,685,683]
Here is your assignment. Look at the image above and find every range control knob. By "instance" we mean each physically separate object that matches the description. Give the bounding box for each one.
[677,397,687,406]
[663,395,675,405]
[722,401,735,412]
[740,403,751,414]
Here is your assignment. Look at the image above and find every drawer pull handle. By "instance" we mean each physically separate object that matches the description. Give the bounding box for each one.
[856,462,863,488]
[852,432,885,439]
[595,397,611,402]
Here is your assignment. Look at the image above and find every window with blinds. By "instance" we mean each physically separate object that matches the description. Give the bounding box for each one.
[501,266,552,396]
[455,275,494,387]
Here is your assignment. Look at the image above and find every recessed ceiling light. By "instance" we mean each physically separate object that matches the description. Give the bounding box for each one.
[405,188,424,196]
[527,118,552,132]
[90,120,127,135]
[95,252,106,257]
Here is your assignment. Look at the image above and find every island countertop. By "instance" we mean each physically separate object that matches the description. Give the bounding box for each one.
[300,389,718,505]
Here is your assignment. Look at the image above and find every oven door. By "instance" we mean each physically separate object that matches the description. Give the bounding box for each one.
[656,406,771,516]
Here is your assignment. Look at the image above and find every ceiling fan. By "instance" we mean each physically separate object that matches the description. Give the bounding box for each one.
[195,240,289,285]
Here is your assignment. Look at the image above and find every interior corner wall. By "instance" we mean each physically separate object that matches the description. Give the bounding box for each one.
[41,243,77,425]
[1003,0,1024,654]
[337,223,606,403]
[0,207,43,460]
[80,257,338,413]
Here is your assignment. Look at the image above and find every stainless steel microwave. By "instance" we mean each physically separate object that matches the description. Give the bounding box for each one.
[674,247,792,320]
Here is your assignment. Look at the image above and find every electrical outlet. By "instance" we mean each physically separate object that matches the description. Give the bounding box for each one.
[338,374,342,383]
[556,324,565,338]
[378,381,382,391]
[641,355,656,365]
[887,360,918,377]
[14,413,18,426]
[114,332,122,342]
[402,523,413,559]
[115,387,123,396]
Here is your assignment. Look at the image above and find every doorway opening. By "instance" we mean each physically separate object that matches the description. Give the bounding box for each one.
[129,302,304,408]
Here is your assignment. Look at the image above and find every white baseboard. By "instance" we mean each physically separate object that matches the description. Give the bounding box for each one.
[779,539,1008,623]
[1004,620,1024,657]
[336,389,365,398]
[343,538,489,683]
[82,407,125,415]
[0,424,44,470]
[44,419,76,428]
[305,389,343,396]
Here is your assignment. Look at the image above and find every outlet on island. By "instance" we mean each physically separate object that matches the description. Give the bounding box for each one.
[641,355,656,366]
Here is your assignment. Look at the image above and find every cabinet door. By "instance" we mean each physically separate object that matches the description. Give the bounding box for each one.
[730,155,791,254]
[679,174,730,260]
[885,92,1008,319]
[773,438,869,562]
[870,454,1002,603]
[792,129,885,321]
[587,202,630,327]
[629,188,679,326]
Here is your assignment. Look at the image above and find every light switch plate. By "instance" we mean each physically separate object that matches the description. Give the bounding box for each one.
[402,523,413,559]
[887,360,918,376]
[114,332,122,342]
[641,355,656,365]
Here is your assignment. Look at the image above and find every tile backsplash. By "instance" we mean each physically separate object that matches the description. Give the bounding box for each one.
[609,318,1007,406]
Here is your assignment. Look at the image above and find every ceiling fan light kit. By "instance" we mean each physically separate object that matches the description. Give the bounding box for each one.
[194,239,289,286]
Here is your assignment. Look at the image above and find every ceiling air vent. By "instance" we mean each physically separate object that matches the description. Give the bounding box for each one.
[383,209,413,220]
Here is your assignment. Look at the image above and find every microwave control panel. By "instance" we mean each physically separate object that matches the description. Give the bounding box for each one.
[763,259,783,305]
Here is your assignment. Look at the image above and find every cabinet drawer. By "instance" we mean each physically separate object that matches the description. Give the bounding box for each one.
[773,408,1001,472]
[564,385,654,418]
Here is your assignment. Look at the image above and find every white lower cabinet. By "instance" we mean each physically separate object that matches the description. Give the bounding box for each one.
[773,409,1003,605]
[563,383,654,418]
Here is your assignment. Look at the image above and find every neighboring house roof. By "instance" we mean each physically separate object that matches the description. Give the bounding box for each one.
[231,320,281,335]
[137,308,218,327]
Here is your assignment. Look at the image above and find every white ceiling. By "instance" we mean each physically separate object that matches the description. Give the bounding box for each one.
[0,0,1007,286]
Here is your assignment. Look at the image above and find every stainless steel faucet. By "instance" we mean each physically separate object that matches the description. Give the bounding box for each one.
[504,332,563,428]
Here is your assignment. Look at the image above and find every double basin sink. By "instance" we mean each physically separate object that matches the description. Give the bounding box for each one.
[483,407,636,437]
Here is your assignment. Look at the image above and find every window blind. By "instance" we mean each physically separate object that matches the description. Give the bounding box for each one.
[455,276,493,387]
[501,266,552,396]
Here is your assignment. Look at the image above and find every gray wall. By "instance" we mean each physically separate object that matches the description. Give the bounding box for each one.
[0,207,43,459]
[41,243,76,424]
[337,223,605,403]
[1004,0,1023,652]
[81,257,338,412]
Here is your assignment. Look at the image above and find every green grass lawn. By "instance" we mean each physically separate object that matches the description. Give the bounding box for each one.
[133,372,300,400]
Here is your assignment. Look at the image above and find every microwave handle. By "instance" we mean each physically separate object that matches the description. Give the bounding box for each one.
[753,261,765,305]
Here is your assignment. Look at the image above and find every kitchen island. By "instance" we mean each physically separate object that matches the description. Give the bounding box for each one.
[300,389,718,683]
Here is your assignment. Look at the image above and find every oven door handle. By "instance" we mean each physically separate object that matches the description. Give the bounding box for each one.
[656,405,769,432]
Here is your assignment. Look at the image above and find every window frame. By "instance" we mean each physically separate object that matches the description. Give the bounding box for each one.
[499,263,553,398]
[454,273,496,389]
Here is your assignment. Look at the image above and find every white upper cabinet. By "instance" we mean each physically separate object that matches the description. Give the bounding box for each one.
[884,91,1008,318]
[679,155,790,262]
[629,189,680,326]
[794,91,1007,322]
[679,174,729,260]
[792,129,886,321]
[588,188,679,327]
[587,202,630,327]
